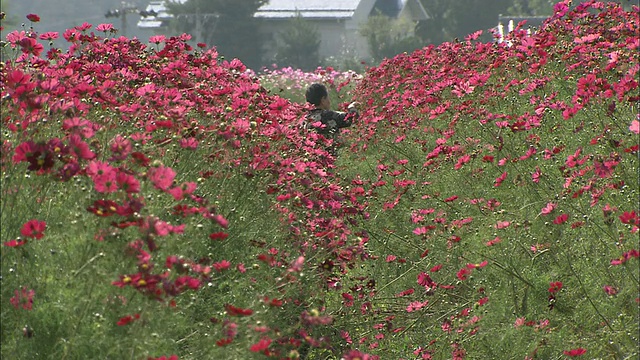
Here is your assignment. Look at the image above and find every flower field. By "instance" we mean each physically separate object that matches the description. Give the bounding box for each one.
[1,1,638,359]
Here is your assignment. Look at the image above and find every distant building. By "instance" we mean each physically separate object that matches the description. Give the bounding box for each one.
[137,0,429,60]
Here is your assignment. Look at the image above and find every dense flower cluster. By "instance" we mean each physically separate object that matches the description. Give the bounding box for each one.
[1,2,638,359]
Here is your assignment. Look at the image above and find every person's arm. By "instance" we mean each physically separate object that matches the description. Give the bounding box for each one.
[326,105,358,129]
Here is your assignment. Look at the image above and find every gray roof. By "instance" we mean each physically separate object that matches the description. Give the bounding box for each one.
[255,0,362,19]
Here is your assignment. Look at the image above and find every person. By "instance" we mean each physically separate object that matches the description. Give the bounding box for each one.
[304,83,359,156]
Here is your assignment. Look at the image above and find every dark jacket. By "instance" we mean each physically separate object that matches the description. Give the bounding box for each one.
[305,108,358,150]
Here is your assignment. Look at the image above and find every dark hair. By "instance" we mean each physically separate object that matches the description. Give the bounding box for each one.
[305,83,328,106]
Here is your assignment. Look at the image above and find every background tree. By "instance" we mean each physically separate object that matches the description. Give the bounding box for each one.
[359,12,423,62]
[167,0,267,70]
[274,14,321,71]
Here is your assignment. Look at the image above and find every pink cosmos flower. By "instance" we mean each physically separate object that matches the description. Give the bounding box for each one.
[406,300,428,312]
[630,119,640,134]
[603,285,618,296]
[39,32,59,40]
[148,165,176,190]
[6,30,27,47]
[342,350,378,360]
[96,23,114,33]
[149,35,166,44]
[541,202,556,215]
[75,22,92,31]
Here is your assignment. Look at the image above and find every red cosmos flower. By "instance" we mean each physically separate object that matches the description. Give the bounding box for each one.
[24,143,55,172]
[116,172,140,193]
[263,296,283,307]
[19,37,44,57]
[491,170,508,187]
[10,287,35,310]
[466,260,488,269]
[395,288,415,297]
[175,276,201,290]
[209,232,228,240]
[619,211,638,225]
[457,268,472,281]
[249,337,272,353]
[21,219,46,239]
[417,272,437,289]
[131,152,150,167]
[116,313,140,326]
[4,239,27,247]
[216,337,233,347]
[69,134,95,160]
[26,14,40,22]
[406,300,428,312]
[225,304,253,316]
[563,348,587,357]
[213,260,231,272]
[553,213,569,225]
[548,281,563,293]
[444,195,458,202]
[87,199,120,217]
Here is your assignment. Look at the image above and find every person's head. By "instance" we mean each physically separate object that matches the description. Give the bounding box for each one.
[306,83,330,110]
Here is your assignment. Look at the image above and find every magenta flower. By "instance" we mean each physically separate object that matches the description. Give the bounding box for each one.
[20,219,46,239]
[548,281,563,293]
[148,165,176,190]
[603,285,618,296]
[540,202,556,215]
[39,32,59,40]
[553,213,569,225]
[19,37,44,57]
[4,239,27,247]
[10,287,35,310]
[96,23,114,33]
[563,348,587,357]
[249,337,272,353]
[26,14,40,22]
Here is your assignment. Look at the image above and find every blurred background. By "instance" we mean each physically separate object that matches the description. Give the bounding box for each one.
[1,0,635,71]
